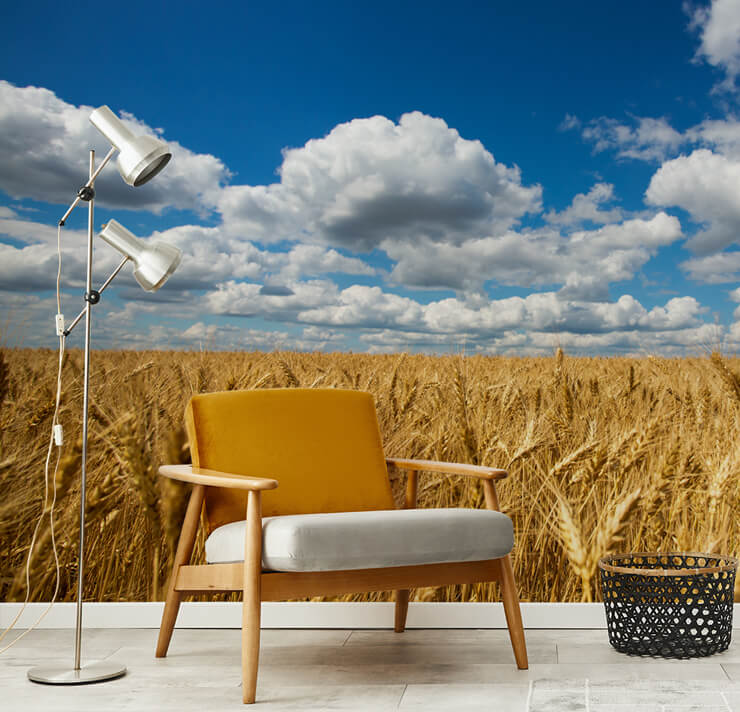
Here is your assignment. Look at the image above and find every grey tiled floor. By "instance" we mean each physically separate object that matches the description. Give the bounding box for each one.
[1,627,739,710]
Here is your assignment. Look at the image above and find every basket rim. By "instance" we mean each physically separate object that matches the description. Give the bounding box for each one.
[598,551,739,577]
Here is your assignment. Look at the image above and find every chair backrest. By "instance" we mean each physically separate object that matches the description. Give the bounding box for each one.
[185,388,395,533]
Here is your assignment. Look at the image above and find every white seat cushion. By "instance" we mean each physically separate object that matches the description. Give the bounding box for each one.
[204,508,514,571]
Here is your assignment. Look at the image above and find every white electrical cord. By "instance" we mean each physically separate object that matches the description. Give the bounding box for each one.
[0,224,65,652]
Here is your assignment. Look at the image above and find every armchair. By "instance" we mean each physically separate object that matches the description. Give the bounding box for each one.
[156,388,527,704]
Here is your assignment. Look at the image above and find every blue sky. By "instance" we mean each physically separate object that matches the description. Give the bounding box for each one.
[1,0,740,354]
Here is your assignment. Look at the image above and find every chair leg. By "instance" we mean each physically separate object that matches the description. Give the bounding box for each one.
[394,468,418,633]
[156,485,204,658]
[156,589,183,659]
[394,589,410,632]
[500,555,528,669]
[242,490,263,704]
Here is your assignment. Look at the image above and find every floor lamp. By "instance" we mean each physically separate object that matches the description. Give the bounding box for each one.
[27,106,182,685]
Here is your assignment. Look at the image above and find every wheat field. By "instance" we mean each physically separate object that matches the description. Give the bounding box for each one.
[0,347,738,605]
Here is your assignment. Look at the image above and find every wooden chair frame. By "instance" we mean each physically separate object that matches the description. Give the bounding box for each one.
[156,458,528,704]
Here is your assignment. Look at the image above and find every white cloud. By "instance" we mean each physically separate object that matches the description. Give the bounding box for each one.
[524,322,722,354]
[0,215,376,297]
[0,242,86,291]
[686,117,740,156]
[178,322,344,352]
[3,293,345,352]
[646,149,740,253]
[681,249,740,282]
[226,281,703,338]
[0,81,228,214]
[423,292,703,336]
[0,86,680,301]
[0,291,62,347]
[0,213,86,246]
[558,113,581,131]
[562,22,740,277]
[298,285,425,329]
[266,243,375,282]
[690,0,740,91]
[386,212,682,295]
[730,320,740,341]
[0,275,720,355]
[579,116,685,162]
[204,279,340,320]
[358,311,720,357]
[545,183,624,226]
[149,224,375,292]
[0,82,727,356]
[0,214,104,291]
[568,111,740,267]
[358,329,477,348]
[216,112,542,251]
[575,114,740,167]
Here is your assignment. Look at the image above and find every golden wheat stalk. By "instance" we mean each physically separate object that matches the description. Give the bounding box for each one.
[1,347,738,605]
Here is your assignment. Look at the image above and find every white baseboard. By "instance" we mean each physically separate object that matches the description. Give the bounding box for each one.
[2,601,739,630]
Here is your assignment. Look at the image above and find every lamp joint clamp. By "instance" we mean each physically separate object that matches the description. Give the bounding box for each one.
[77,185,95,201]
[85,290,101,305]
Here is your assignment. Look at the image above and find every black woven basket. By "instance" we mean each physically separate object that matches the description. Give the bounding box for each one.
[598,552,737,658]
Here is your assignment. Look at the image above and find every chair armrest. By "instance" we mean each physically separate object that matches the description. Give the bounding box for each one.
[385,458,508,481]
[158,465,279,491]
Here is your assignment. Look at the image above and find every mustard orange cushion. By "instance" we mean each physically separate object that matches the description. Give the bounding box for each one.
[185,388,395,533]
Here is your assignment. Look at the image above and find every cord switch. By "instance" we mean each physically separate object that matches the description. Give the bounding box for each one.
[53,424,64,447]
[55,314,65,336]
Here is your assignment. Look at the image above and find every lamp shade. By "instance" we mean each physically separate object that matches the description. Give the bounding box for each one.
[99,219,182,292]
[89,106,172,187]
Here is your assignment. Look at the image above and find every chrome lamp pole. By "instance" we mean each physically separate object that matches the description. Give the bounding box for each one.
[27,106,181,685]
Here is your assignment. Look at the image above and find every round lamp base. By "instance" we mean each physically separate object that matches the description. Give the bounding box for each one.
[28,661,126,685]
